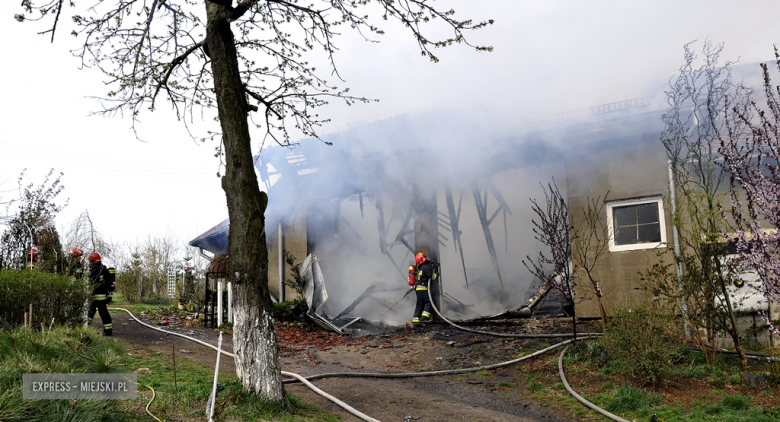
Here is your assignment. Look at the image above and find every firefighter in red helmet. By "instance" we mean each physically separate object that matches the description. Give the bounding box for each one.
[68,248,84,278]
[412,252,434,324]
[87,252,113,336]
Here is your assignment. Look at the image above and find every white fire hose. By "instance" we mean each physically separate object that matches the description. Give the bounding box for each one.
[109,308,381,422]
[109,306,628,422]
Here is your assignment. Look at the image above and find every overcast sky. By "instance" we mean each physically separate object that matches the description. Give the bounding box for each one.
[1,1,779,251]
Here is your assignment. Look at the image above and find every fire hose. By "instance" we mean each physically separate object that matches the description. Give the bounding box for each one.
[109,308,381,422]
[107,305,627,422]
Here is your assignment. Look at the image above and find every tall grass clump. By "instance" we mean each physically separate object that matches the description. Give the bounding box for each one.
[0,325,127,421]
[600,384,661,413]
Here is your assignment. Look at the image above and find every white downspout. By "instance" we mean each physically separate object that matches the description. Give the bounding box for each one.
[227,282,233,324]
[668,159,691,339]
[217,280,224,327]
[278,222,285,303]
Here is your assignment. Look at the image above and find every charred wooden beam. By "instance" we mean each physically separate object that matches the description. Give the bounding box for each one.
[471,181,504,288]
[375,191,407,281]
[486,179,512,253]
[390,208,415,254]
[444,183,469,289]
[333,284,376,320]
[442,293,479,317]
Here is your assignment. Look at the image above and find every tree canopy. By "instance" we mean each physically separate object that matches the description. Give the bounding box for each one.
[16,0,492,146]
[15,0,493,404]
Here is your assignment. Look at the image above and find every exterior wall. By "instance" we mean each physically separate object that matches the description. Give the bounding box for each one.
[267,208,308,302]
[714,312,775,348]
[772,302,780,347]
[567,130,675,318]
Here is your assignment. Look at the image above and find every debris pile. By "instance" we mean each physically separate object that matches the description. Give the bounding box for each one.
[276,323,367,357]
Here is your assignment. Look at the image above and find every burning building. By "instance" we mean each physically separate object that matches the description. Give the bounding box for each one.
[191,89,777,346]
[190,98,680,324]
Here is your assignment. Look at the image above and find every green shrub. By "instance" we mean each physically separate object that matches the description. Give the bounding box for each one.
[280,250,309,321]
[115,270,141,303]
[0,269,89,328]
[601,305,685,388]
[568,339,609,367]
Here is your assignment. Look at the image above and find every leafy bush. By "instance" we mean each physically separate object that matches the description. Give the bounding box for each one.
[115,270,141,303]
[276,251,308,322]
[0,269,89,328]
[601,305,686,388]
[567,339,609,367]
[272,300,308,322]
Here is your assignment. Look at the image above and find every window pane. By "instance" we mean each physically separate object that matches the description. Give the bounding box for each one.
[613,206,637,227]
[614,226,637,245]
[637,224,661,243]
[636,204,659,225]
[610,200,663,248]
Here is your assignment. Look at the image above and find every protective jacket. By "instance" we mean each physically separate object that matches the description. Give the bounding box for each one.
[413,260,435,323]
[89,263,112,297]
[415,260,435,291]
[68,261,84,278]
[87,262,113,336]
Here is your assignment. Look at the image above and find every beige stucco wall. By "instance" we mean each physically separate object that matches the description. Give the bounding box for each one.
[267,208,308,302]
[567,130,675,318]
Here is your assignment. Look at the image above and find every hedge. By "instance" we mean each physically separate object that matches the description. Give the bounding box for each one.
[0,270,89,328]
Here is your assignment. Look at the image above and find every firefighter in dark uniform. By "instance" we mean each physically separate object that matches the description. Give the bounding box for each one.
[413,252,434,324]
[68,248,84,278]
[87,252,113,336]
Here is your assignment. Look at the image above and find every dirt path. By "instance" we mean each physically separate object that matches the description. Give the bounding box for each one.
[104,311,578,421]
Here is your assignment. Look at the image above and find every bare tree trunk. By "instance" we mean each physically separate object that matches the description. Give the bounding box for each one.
[205,2,283,402]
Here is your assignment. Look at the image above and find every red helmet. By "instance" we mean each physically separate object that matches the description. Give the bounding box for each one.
[70,248,83,257]
[415,252,426,265]
[88,252,101,264]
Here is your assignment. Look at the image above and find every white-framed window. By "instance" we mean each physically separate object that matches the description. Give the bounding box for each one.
[606,196,667,252]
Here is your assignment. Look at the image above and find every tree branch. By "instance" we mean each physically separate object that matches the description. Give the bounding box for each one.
[152,40,207,106]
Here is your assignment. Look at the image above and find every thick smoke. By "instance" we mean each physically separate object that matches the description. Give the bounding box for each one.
[257,106,604,324]
[256,57,772,325]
